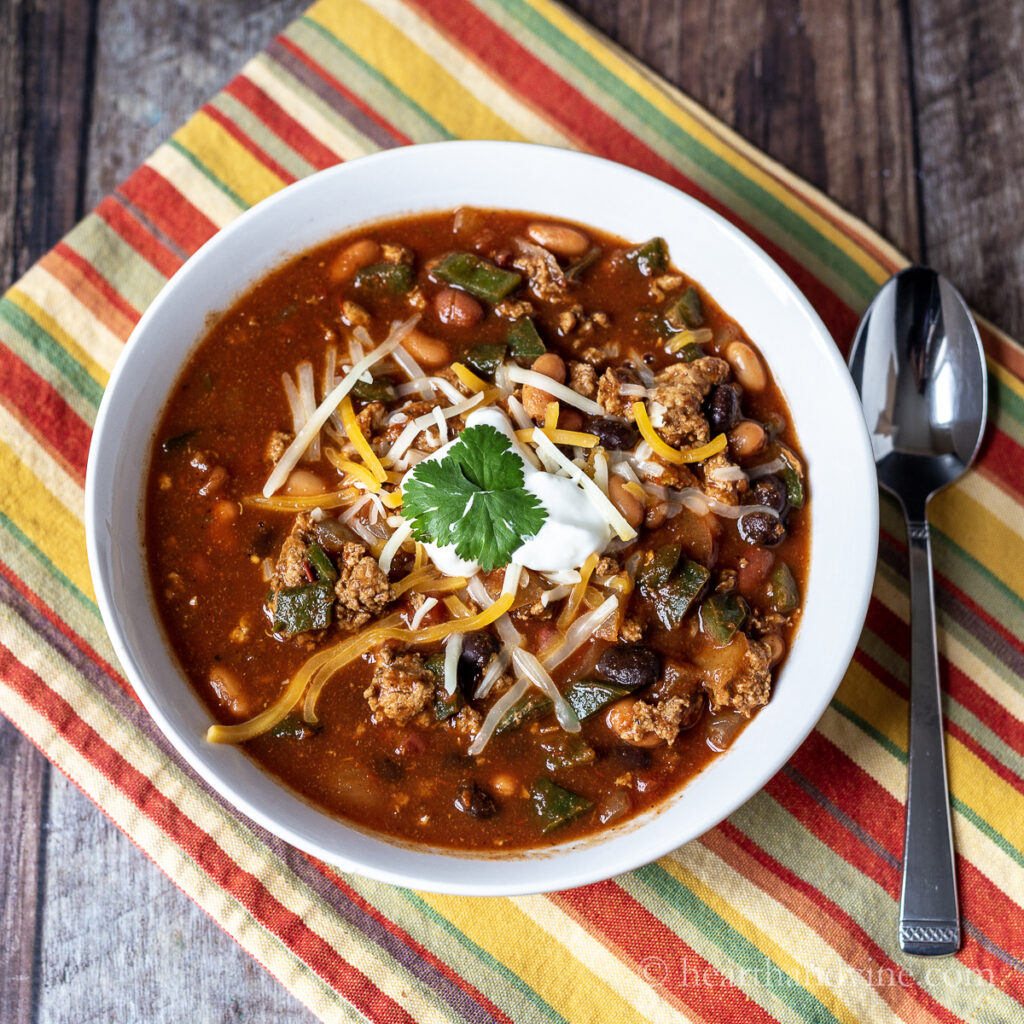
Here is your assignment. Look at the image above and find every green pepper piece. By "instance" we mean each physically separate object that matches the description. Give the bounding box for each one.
[435,687,465,722]
[564,246,602,284]
[664,286,704,330]
[768,562,799,614]
[267,713,322,741]
[625,237,668,277]
[306,543,338,583]
[540,735,596,772]
[653,560,711,630]
[700,593,749,646]
[424,653,445,680]
[565,679,630,720]
[354,261,414,296]
[506,319,546,365]
[496,692,553,734]
[351,378,397,403]
[161,429,198,453]
[464,343,508,381]
[431,252,522,303]
[272,581,334,635]
[530,778,593,833]
[674,342,704,362]
[637,544,682,599]
[778,449,805,508]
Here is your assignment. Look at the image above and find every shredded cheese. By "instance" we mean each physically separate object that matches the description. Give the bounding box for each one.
[451,362,489,393]
[516,427,600,449]
[443,633,463,695]
[324,449,381,492]
[378,519,412,575]
[243,489,359,512]
[557,551,599,631]
[263,315,418,496]
[443,594,473,619]
[631,401,727,465]
[408,596,438,631]
[382,391,486,464]
[206,675,306,744]
[506,366,604,415]
[340,395,388,483]
[530,430,637,542]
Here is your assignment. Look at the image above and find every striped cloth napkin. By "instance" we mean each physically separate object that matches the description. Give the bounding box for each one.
[2,1,1023,1020]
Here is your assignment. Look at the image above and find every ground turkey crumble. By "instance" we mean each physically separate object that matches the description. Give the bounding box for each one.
[703,638,773,717]
[364,647,435,726]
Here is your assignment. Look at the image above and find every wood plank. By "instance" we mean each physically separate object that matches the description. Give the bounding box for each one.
[908,0,1024,338]
[562,0,921,261]
[0,720,49,1024]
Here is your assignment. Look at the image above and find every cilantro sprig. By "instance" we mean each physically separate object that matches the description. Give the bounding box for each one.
[402,424,546,570]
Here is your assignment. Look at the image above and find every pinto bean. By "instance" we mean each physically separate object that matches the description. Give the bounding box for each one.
[605,698,662,748]
[522,353,568,421]
[531,352,567,383]
[208,665,253,717]
[401,329,451,370]
[328,239,380,283]
[283,469,325,496]
[728,420,766,458]
[558,408,584,431]
[525,221,590,257]
[434,287,483,327]
[725,341,767,392]
[489,772,518,797]
[608,475,644,530]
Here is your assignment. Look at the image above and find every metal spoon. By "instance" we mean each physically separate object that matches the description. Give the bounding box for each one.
[848,265,987,956]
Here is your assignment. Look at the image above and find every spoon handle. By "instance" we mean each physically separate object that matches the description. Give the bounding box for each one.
[900,517,960,956]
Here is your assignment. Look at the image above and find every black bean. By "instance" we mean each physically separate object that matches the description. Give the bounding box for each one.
[596,644,662,691]
[706,384,740,434]
[372,755,405,782]
[751,476,788,515]
[458,632,498,688]
[586,416,639,450]
[604,745,653,771]
[455,780,497,819]
[738,511,787,546]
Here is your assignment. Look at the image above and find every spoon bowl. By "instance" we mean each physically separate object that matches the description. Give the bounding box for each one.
[848,264,987,956]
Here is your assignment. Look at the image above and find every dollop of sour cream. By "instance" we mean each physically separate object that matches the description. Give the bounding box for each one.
[415,407,612,576]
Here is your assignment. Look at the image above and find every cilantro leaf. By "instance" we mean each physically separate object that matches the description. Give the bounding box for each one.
[402,424,547,570]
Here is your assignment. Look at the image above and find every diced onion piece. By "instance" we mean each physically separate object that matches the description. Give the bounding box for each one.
[511,648,580,733]
[667,486,711,516]
[632,401,727,465]
[378,519,412,575]
[468,677,531,756]
[507,366,603,415]
[340,395,388,483]
[243,489,360,512]
[618,382,648,398]
[705,498,780,520]
[746,457,787,480]
[543,595,619,671]
[264,315,418,496]
[475,646,511,698]
[324,449,381,492]
[408,597,438,631]
[539,584,573,607]
[557,551,599,631]
[443,632,463,695]
[451,362,489,393]
[531,430,637,542]
[707,464,748,483]
[206,675,306,744]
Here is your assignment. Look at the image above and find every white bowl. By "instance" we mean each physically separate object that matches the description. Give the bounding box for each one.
[85,141,878,895]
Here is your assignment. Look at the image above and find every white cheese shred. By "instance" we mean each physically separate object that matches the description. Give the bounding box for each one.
[378,519,412,575]
[506,366,603,415]
[443,632,463,696]
[263,315,420,496]
[408,596,438,631]
[512,648,580,733]
[468,677,531,756]
[531,429,638,541]
[542,596,619,671]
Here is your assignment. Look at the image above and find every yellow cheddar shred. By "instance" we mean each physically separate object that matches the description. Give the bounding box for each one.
[243,488,360,512]
[451,362,489,393]
[632,401,727,464]
[557,551,599,632]
[340,395,388,482]
[325,448,380,492]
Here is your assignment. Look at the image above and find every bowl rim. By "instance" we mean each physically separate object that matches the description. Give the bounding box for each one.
[85,140,878,895]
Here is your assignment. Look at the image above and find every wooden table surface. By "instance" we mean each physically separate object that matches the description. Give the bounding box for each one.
[2,1,1022,1020]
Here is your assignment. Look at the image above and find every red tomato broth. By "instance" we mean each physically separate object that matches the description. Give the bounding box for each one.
[145,210,809,849]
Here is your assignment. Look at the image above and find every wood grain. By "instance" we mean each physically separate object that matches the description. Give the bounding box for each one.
[2,1,1023,1021]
